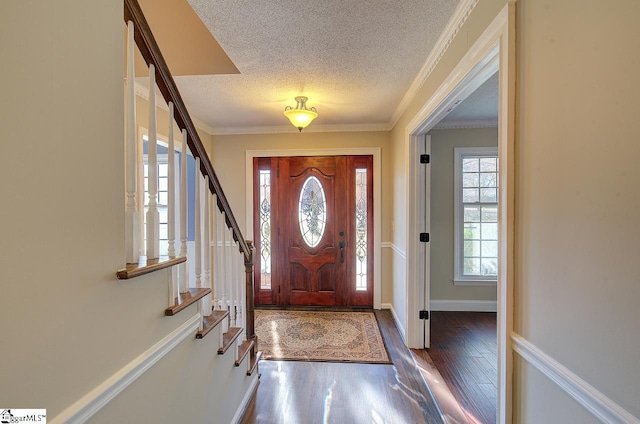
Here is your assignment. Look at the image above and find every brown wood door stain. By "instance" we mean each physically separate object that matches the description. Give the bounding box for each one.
[254,155,373,307]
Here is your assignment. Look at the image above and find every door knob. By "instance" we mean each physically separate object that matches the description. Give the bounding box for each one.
[339,241,345,263]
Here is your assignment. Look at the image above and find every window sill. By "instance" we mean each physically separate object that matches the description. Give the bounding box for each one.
[453,278,497,286]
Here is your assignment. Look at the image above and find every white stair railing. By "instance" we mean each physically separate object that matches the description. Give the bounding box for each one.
[123,8,256,360]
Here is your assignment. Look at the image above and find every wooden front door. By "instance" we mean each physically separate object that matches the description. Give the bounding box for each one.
[254,155,373,307]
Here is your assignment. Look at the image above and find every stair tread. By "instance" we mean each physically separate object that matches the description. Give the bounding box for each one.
[218,327,243,354]
[117,256,186,280]
[235,339,255,366]
[196,310,229,339]
[165,288,211,316]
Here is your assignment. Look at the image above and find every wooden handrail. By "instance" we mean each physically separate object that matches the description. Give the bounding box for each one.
[124,0,250,260]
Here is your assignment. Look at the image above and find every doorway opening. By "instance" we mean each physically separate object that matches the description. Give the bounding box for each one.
[404,4,515,423]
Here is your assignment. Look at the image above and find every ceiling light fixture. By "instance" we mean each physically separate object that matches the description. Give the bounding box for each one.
[284,96,318,132]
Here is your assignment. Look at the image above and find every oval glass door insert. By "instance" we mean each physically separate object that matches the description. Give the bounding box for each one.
[298,176,326,247]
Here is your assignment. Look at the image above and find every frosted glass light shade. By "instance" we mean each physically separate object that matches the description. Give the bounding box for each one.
[284,96,318,132]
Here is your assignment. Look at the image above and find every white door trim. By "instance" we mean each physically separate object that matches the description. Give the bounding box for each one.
[245,147,382,309]
[403,4,515,423]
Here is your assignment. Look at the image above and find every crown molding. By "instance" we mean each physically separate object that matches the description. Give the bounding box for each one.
[134,82,217,136]
[433,119,498,129]
[389,0,480,128]
[210,122,392,136]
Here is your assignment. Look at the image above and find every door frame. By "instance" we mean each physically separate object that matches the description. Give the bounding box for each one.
[404,4,515,423]
[245,147,382,309]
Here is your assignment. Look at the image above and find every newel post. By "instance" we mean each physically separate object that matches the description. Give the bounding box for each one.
[244,240,256,353]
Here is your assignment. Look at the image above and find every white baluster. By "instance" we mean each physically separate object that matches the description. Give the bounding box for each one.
[237,244,245,339]
[202,175,212,315]
[167,103,177,307]
[221,212,228,313]
[228,227,235,327]
[179,129,189,293]
[242,249,247,340]
[146,65,160,259]
[167,102,176,258]
[194,157,202,288]
[211,194,219,310]
[234,241,242,332]
[125,21,139,264]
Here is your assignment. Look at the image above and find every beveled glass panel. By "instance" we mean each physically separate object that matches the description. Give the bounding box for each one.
[355,169,367,291]
[259,170,272,289]
[298,176,326,248]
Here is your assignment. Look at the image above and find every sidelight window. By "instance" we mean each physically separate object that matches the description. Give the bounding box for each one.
[355,169,368,291]
[259,170,272,289]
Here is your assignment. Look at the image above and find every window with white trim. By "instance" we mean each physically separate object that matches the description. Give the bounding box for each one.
[454,147,498,284]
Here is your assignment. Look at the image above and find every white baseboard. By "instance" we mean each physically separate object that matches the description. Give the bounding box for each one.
[381,303,406,343]
[231,375,259,424]
[430,299,497,312]
[51,314,201,424]
[512,333,640,424]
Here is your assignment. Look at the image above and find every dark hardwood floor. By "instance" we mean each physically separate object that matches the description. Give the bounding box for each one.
[241,310,445,424]
[419,311,497,424]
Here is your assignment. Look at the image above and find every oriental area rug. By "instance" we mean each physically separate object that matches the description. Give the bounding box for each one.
[254,310,391,364]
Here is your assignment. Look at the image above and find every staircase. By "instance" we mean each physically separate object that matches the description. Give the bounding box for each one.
[118,0,260,385]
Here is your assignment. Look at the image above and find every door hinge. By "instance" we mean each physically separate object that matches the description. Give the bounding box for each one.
[419,232,429,242]
[420,154,430,164]
[419,310,429,320]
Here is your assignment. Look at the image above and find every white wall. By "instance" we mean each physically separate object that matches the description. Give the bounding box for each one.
[514,0,640,420]
[391,0,640,421]
[429,127,498,304]
[0,1,254,422]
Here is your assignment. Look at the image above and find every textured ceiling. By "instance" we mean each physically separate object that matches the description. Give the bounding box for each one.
[136,1,496,133]
[436,71,498,128]
[168,0,462,133]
